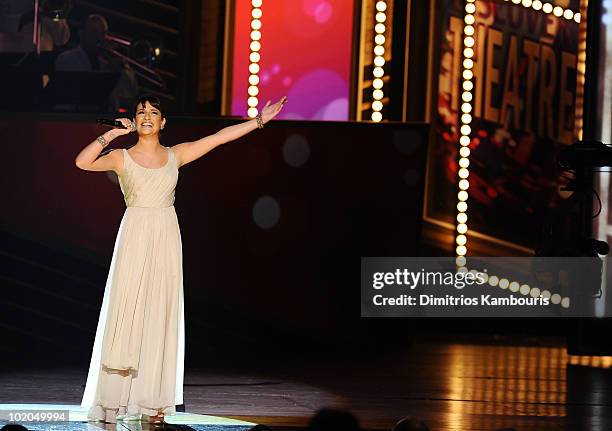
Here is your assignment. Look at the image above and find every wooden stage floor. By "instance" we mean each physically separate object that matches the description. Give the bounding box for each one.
[1,335,611,430]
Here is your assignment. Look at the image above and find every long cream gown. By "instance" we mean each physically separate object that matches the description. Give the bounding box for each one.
[80,146,185,422]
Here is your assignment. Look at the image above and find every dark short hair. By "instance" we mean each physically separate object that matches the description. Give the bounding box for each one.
[133,94,164,117]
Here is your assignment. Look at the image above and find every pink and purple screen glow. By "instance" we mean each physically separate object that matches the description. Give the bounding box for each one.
[230,0,355,120]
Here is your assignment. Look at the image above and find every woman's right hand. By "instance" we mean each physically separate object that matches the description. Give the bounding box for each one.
[111,118,136,137]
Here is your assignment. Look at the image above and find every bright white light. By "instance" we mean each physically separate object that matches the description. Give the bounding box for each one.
[458,179,470,190]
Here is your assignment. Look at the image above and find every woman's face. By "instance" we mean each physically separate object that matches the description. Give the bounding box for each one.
[134,101,166,136]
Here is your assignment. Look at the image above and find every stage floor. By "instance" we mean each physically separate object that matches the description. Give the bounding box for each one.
[1,335,611,430]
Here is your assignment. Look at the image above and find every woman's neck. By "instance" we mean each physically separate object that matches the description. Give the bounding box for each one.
[135,134,162,151]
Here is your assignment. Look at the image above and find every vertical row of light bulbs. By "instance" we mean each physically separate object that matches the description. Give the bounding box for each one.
[371,1,388,122]
[247,0,263,118]
[455,0,475,259]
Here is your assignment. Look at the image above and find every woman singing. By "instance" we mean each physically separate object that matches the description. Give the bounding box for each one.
[75,94,287,424]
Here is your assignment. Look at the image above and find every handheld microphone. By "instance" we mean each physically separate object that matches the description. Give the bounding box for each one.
[97,119,128,128]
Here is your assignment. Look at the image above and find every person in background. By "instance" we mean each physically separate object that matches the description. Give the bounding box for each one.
[55,14,138,111]
[0,0,70,52]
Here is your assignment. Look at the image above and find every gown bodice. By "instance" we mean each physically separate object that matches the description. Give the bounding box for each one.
[118,146,178,208]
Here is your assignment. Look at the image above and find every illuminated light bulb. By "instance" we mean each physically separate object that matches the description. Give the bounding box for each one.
[374,45,385,56]
[563,9,573,20]
[371,111,382,122]
[509,281,520,292]
[464,36,475,47]
[249,52,260,62]
[465,3,476,13]
[374,56,385,67]
[522,0,532,7]
[373,78,383,89]
[247,96,258,107]
[461,92,473,102]
[460,147,470,157]
[460,136,470,146]
[375,23,386,33]
[248,85,259,96]
[488,275,499,287]
[251,30,261,41]
[375,34,385,45]
[463,58,474,69]
[456,234,467,246]
[249,63,260,74]
[541,290,551,299]
[458,168,469,179]
[551,293,561,304]
[376,1,387,12]
[553,6,563,16]
[460,124,471,135]
[457,212,468,224]
[499,278,509,289]
[479,272,489,282]
[376,12,387,23]
[519,284,531,295]
[456,245,467,256]
[251,0,262,7]
[463,81,474,92]
[247,107,258,117]
[462,69,473,80]
[372,100,383,111]
[459,157,470,168]
[373,67,384,78]
[456,256,466,267]
[512,0,521,3]
[457,223,468,234]
[574,12,581,23]
[252,8,262,19]
[542,3,553,13]
[561,297,570,308]
[461,103,472,113]
[250,41,261,51]
[458,190,468,201]
[457,201,468,212]
[373,89,384,100]
[248,74,259,85]
[458,179,470,190]
[463,47,474,58]
[464,25,475,36]
[251,19,262,30]
[530,287,541,298]
[532,0,542,10]
[465,15,475,25]
[461,113,472,123]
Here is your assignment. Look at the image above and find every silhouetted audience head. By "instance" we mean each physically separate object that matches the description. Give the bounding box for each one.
[247,425,272,431]
[392,416,430,431]
[307,408,360,431]
[0,424,29,431]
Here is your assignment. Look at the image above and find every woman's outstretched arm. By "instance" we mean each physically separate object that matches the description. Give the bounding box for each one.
[173,96,287,168]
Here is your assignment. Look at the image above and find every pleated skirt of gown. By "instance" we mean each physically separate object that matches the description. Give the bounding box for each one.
[81,146,185,422]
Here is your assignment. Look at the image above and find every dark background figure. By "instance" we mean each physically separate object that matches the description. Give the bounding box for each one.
[0,0,70,52]
[55,13,138,111]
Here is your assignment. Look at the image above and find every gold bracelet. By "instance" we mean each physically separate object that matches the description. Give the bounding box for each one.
[97,134,109,148]
[255,113,264,129]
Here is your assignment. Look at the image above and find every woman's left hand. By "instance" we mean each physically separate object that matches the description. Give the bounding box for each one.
[261,96,288,124]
